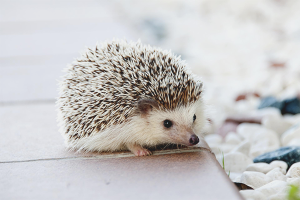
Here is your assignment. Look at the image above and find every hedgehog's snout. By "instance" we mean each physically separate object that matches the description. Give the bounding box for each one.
[189,134,199,145]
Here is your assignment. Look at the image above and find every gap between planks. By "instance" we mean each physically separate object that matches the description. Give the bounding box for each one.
[0,99,55,106]
[0,147,213,164]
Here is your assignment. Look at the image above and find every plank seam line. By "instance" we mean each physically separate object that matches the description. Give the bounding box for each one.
[0,99,55,106]
[0,147,213,164]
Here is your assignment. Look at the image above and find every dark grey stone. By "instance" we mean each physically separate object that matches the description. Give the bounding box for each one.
[258,96,283,110]
[253,146,300,169]
[282,97,300,115]
[258,96,300,115]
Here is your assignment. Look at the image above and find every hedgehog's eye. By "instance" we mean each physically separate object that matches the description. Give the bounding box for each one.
[163,120,173,128]
[193,114,196,122]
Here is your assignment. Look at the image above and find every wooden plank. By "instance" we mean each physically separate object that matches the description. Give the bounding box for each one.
[0,28,137,57]
[0,0,116,22]
[0,20,120,35]
[0,149,243,200]
[0,65,63,102]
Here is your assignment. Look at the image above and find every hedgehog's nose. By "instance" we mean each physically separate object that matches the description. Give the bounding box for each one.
[189,134,199,145]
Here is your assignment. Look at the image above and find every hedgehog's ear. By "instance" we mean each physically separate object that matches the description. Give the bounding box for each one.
[137,99,159,116]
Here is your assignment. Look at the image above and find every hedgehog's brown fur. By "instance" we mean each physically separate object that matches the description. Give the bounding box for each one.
[57,40,203,147]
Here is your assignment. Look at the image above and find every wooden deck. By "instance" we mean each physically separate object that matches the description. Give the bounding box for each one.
[0,1,243,199]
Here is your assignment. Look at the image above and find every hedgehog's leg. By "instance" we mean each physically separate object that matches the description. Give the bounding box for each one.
[126,144,152,156]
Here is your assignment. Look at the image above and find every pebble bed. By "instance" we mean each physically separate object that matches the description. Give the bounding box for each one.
[205,106,300,199]
[115,1,300,199]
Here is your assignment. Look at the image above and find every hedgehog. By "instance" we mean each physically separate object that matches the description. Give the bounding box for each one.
[57,40,206,156]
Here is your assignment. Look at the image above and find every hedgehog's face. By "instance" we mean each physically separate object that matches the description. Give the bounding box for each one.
[136,98,206,146]
[161,114,199,146]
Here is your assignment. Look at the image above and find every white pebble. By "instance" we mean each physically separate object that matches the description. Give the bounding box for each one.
[266,168,287,182]
[230,140,251,156]
[219,143,237,153]
[262,115,293,137]
[287,138,300,146]
[233,174,242,183]
[229,172,242,182]
[246,161,288,176]
[256,180,289,198]
[235,99,259,113]
[236,124,280,158]
[237,123,262,140]
[283,114,300,125]
[218,152,253,173]
[240,190,264,200]
[240,171,272,189]
[256,107,282,119]
[268,193,289,200]
[249,129,280,158]
[287,177,300,186]
[270,161,288,175]
[240,180,290,200]
[224,132,242,145]
[281,123,300,146]
[246,163,273,174]
[204,134,222,146]
[208,145,222,156]
[286,162,300,178]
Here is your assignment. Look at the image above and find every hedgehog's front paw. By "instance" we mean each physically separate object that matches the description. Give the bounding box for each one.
[136,148,152,156]
[127,144,152,156]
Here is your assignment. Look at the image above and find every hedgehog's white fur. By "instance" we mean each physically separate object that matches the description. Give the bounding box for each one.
[66,99,205,152]
[57,40,206,156]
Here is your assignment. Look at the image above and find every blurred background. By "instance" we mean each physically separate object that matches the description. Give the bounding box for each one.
[1,0,300,127]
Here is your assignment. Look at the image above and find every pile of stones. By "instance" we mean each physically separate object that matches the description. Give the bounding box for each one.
[205,97,300,199]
